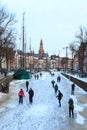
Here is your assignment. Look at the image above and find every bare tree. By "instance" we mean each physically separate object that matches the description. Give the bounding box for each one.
[69,43,78,69]
[75,26,87,44]
[69,43,78,59]
[0,4,16,69]
[78,43,85,73]
[75,26,87,73]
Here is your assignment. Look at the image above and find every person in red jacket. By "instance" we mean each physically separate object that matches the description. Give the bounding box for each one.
[18,89,25,104]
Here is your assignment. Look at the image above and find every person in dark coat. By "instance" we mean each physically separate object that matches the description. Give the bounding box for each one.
[51,80,55,88]
[54,84,58,93]
[56,90,63,107]
[18,89,25,104]
[34,74,37,79]
[57,76,61,82]
[68,98,74,118]
[26,80,29,91]
[40,72,42,77]
[71,83,75,95]
[37,74,39,80]
[28,88,34,103]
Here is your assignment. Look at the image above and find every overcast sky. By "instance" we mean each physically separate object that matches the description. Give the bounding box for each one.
[0,0,87,56]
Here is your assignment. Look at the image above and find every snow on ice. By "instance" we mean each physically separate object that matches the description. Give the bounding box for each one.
[0,71,87,130]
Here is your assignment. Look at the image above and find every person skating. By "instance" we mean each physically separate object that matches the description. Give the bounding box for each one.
[26,80,29,91]
[18,89,25,104]
[28,88,34,103]
[57,76,61,82]
[56,90,63,107]
[68,98,74,118]
[36,74,39,80]
[71,83,75,95]
[51,80,55,88]
[54,83,58,93]
[40,72,42,77]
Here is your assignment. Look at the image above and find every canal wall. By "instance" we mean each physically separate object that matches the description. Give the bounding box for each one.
[61,73,87,92]
[0,76,13,92]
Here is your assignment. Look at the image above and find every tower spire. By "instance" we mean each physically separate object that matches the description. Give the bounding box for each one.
[39,39,44,59]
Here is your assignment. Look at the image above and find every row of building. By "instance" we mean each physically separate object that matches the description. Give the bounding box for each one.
[2,39,87,76]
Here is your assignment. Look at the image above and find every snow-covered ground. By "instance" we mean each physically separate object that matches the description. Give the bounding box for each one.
[0,71,87,130]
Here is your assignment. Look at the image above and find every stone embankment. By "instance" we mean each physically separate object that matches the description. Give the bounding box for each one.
[61,72,87,91]
[0,75,13,92]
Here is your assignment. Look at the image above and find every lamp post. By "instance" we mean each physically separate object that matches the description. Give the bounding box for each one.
[63,46,68,71]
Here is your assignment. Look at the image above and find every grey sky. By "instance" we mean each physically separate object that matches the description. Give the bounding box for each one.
[1,0,87,56]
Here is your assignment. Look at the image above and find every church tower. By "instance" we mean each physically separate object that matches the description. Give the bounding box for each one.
[39,39,44,59]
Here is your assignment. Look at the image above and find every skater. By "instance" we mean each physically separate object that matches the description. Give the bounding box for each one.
[71,82,75,95]
[68,98,74,118]
[40,72,42,77]
[28,88,34,103]
[57,76,61,82]
[51,80,55,88]
[26,80,29,91]
[54,83,58,93]
[18,89,25,104]
[34,74,37,79]
[56,90,63,107]
[36,74,39,80]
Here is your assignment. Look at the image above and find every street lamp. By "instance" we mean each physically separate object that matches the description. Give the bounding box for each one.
[63,46,68,71]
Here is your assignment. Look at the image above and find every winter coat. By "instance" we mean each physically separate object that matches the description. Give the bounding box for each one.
[54,84,58,92]
[56,91,63,100]
[28,89,34,97]
[26,81,29,86]
[18,89,24,97]
[71,83,75,91]
[57,76,61,82]
[68,98,74,108]
[51,80,55,87]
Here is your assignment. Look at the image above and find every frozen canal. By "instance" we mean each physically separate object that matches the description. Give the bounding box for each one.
[0,71,86,130]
